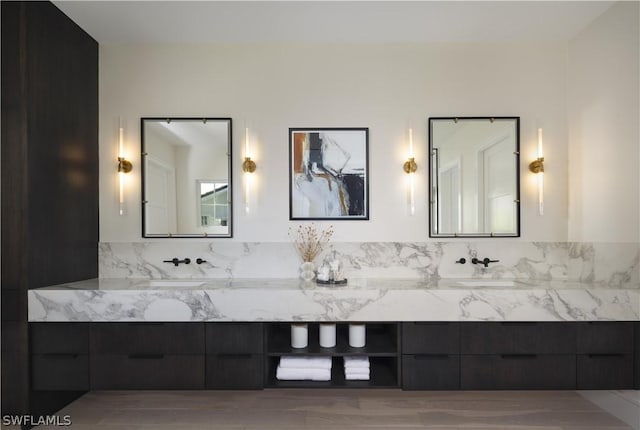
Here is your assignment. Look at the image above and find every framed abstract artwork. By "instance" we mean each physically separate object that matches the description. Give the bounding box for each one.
[289,128,369,220]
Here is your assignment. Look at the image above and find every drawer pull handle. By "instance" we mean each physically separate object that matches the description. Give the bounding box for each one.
[500,354,537,359]
[128,354,165,359]
[414,354,449,360]
[587,353,625,358]
[42,353,79,359]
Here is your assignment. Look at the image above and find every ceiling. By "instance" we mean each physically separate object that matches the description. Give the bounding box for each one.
[53,1,614,45]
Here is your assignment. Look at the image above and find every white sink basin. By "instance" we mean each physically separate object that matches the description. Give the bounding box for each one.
[456,280,515,287]
[146,280,206,287]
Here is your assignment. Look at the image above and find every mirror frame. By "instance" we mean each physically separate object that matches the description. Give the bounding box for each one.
[428,116,520,238]
[141,117,233,238]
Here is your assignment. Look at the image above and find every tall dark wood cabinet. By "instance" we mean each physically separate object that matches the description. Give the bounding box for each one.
[1,0,98,420]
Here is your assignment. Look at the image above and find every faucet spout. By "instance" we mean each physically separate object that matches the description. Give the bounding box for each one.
[471,257,500,268]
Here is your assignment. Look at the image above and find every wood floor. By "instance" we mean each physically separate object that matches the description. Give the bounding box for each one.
[6,390,638,429]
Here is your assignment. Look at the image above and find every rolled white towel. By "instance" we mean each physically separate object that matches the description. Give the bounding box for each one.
[280,356,332,369]
[344,356,370,369]
[276,366,331,381]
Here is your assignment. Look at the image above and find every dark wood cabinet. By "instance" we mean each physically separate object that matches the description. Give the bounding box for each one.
[206,354,263,389]
[89,323,205,390]
[461,322,575,354]
[90,323,204,354]
[576,322,634,389]
[402,354,460,390]
[402,322,460,354]
[401,323,460,390]
[27,320,637,393]
[461,354,576,390]
[31,323,89,391]
[205,323,264,389]
[2,0,98,416]
[91,355,204,390]
[577,354,634,389]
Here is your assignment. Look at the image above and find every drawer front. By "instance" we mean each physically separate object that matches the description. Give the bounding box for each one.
[32,354,89,391]
[577,354,634,389]
[402,323,459,354]
[206,354,263,389]
[31,323,89,354]
[402,354,460,390]
[90,323,204,354]
[206,323,263,354]
[461,322,575,354]
[576,322,634,354]
[461,354,576,390]
[90,354,205,389]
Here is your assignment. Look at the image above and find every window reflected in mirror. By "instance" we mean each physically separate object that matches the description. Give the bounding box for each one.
[429,117,520,237]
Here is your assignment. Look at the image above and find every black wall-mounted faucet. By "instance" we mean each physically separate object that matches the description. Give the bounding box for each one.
[163,258,191,267]
[471,257,500,268]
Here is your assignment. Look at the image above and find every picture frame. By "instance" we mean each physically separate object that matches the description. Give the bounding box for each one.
[289,128,369,220]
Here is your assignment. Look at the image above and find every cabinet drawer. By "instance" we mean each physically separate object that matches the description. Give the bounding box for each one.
[577,354,634,389]
[206,354,263,389]
[402,323,459,354]
[31,323,89,354]
[90,354,204,389]
[576,322,634,354]
[402,354,460,390]
[206,323,263,354]
[32,353,89,391]
[90,323,204,354]
[461,354,576,390]
[461,322,575,354]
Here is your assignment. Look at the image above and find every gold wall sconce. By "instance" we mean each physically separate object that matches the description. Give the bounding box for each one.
[404,128,417,215]
[529,127,544,215]
[243,127,256,214]
[117,118,132,216]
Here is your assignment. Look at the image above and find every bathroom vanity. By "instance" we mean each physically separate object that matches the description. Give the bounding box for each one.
[28,279,640,392]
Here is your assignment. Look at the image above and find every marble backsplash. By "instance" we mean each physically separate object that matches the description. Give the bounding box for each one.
[99,241,640,288]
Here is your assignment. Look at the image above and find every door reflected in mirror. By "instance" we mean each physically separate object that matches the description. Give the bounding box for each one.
[142,118,232,237]
[429,117,520,237]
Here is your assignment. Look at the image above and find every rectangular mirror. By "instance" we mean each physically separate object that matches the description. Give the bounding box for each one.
[429,117,520,237]
[142,118,232,237]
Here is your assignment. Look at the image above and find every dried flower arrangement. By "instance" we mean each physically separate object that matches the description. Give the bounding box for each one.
[289,224,334,262]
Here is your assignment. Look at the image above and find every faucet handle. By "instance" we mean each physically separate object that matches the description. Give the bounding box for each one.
[196,258,207,264]
[455,258,466,264]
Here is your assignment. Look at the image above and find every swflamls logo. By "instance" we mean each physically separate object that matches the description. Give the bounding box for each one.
[1,415,72,426]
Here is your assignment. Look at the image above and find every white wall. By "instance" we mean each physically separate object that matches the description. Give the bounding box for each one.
[567,1,640,243]
[99,43,569,242]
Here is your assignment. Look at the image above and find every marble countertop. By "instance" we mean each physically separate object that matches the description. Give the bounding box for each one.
[28,278,640,322]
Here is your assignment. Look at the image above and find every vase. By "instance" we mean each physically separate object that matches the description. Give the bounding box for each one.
[300,261,316,281]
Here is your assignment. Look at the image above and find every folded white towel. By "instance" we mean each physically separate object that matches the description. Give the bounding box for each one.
[345,373,370,381]
[279,356,332,369]
[344,356,370,369]
[345,368,370,378]
[276,366,331,381]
